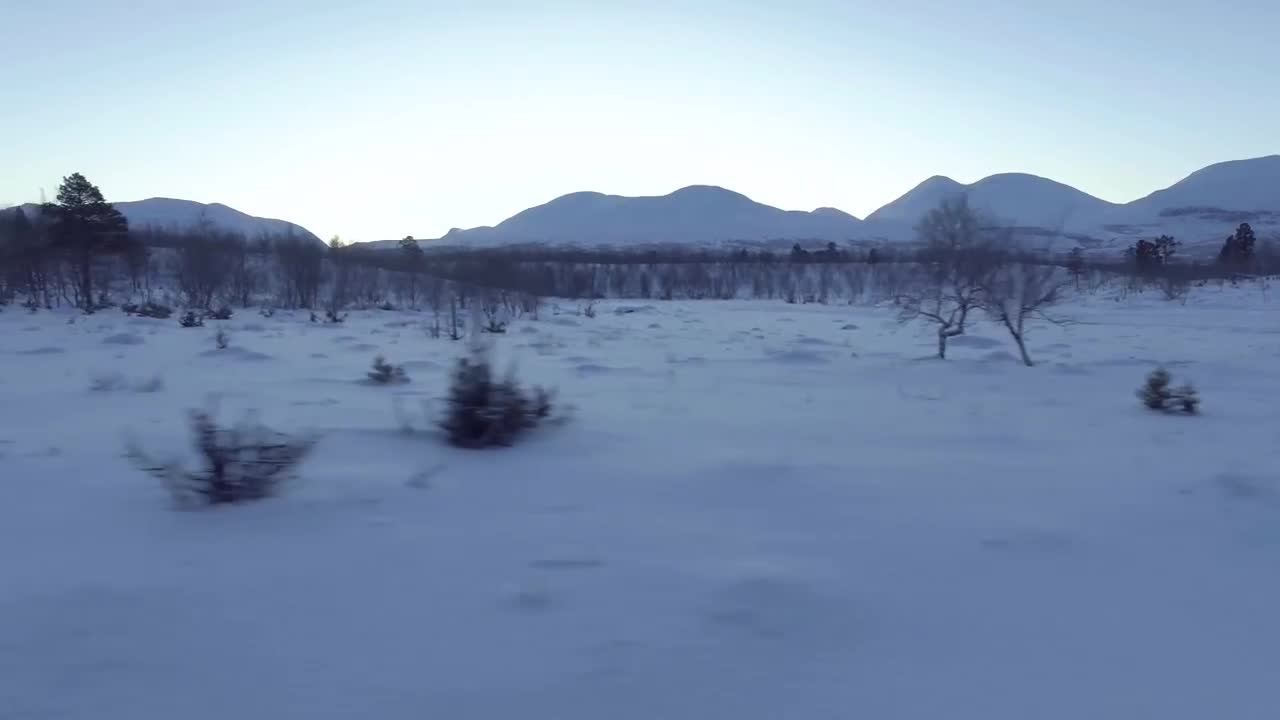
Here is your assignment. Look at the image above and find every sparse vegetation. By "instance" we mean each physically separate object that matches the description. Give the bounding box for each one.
[440,343,553,448]
[214,328,230,350]
[367,355,409,385]
[179,311,204,328]
[124,301,173,319]
[91,372,164,393]
[1138,368,1200,415]
[127,409,315,507]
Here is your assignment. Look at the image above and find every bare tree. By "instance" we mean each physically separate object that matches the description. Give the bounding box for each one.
[226,237,258,307]
[982,260,1069,366]
[176,222,236,309]
[448,292,463,340]
[275,235,324,308]
[897,196,1000,359]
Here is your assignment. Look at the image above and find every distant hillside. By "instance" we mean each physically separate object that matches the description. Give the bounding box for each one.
[357,155,1277,254]
[1083,155,1280,251]
[433,185,864,248]
[865,156,1280,251]
[13,198,320,244]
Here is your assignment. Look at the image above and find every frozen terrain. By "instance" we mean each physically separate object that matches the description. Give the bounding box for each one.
[2,290,1279,719]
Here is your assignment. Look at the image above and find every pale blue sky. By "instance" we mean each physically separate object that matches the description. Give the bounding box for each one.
[4,1,1276,241]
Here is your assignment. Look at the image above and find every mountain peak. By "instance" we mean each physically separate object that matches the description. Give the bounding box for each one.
[867,170,1114,228]
[668,185,753,203]
[812,206,853,216]
[456,184,861,247]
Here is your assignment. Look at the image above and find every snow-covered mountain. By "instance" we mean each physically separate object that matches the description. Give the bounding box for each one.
[116,198,319,241]
[15,198,319,243]
[1084,155,1280,251]
[434,185,864,248]
[400,155,1277,253]
[865,173,1116,231]
[864,156,1279,251]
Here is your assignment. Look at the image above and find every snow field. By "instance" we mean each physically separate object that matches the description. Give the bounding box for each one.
[2,291,1279,719]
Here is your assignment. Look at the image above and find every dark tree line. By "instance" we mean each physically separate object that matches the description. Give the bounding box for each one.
[0,173,328,312]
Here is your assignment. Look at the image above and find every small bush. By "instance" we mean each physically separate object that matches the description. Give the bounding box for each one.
[325,309,347,324]
[441,346,554,448]
[367,355,409,385]
[582,302,597,319]
[378,301,397,311]
[259,306,276,318]
[215,328,230,350]
[127,409,315,507]
[125,301,173,319]
[179,311,204,328]
[1138,367,1200,414]
[208,305,233,321]
[483,318,508,334]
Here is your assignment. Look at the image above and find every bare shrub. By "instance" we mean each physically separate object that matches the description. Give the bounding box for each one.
[214,328,230,350]
[1156,271,1191,303]
[179,311,204,328]
[127,409,315,507]
[480,291,509,333]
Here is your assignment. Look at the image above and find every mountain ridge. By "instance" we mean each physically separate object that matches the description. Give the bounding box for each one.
[414,155,1278,251]
[12,197,320,244]
[11,156,1275,252]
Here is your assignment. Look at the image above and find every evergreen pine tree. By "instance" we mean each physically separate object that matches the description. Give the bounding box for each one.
[42,173,130,311]
[1234,223,1256,261]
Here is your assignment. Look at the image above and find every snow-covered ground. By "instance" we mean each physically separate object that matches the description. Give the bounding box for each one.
[2,290,1279,719]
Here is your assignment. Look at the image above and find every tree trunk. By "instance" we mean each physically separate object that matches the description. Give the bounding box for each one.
[1001,315,1034,367]
[937,329,947,359]
[80,245,93,312]
[1013,332,1033,366]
